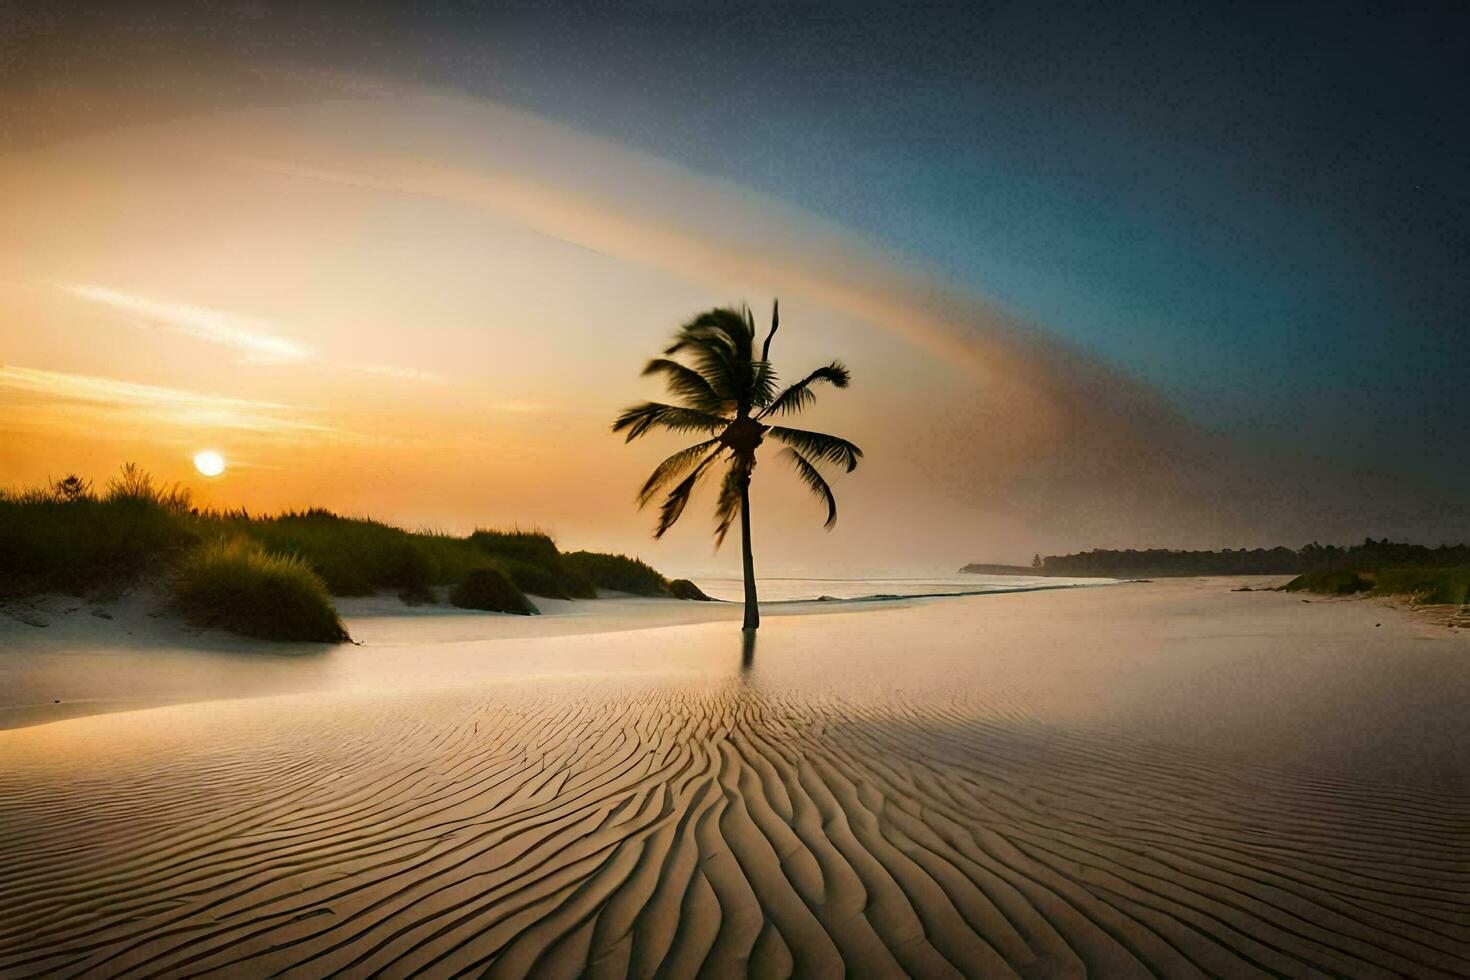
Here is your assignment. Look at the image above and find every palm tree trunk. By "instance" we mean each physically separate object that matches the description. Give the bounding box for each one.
[739,473,759,630]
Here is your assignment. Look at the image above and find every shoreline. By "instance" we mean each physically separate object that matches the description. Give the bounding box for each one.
[3,574,1462,736]
[0,578,1118,732]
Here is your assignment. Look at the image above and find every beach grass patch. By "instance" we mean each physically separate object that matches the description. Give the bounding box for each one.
[171,537,349,642]
[469,529,597,599]
[0,467,196,596]
[1282,569,1373,595]
[563,551,670,596]
[1371,566,1470,605]
[668,578,713,601]
[450,566,538,615]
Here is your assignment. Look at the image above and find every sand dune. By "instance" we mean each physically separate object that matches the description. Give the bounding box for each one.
[2,580,1467,976]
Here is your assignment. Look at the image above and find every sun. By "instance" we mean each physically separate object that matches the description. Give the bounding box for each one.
[193,450,226,477]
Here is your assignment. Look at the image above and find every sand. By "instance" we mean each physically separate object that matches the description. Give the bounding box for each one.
[1,579,1467,976]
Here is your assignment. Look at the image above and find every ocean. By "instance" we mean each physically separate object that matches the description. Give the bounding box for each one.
[691,573,1112,603]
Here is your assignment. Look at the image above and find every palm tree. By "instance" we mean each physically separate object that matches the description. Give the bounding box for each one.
[614,301,862,631]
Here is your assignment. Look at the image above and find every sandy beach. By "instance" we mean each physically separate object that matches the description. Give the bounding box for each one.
[2,578,1468,976]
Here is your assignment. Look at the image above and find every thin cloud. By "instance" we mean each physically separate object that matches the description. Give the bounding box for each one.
[62,283,313,364]
[0,364,334,435]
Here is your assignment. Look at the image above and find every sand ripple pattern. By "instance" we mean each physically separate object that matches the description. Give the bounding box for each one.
[1,682,1467,978]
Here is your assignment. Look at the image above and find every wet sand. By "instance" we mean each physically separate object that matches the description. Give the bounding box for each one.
[2,579,1467,976]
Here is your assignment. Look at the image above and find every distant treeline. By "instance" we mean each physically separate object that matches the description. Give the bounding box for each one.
[963,539,1470,578]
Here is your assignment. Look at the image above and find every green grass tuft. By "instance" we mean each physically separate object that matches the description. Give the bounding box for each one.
[450,566,538,615]
[171,538,349,642]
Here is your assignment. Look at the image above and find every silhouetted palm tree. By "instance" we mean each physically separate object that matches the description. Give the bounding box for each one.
[614,302,862,630]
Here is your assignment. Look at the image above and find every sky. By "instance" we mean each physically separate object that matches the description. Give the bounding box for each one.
[2,1,1466,576]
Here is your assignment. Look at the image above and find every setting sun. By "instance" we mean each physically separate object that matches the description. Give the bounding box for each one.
[193,450,225,477]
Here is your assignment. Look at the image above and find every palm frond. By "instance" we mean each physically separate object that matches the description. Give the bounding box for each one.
[751,359,779,409]
[712,458,750,547]
[637,439,719,506]
[666,333,741,401]
[748,300,781,409]
[664,307,766,409]
[759,362,850,418]
[760,299,780,362]
[641,358,728,413]
[665,308,752,362]
[612,402,730,442]
[654,447,724,537]
[767,426,863,472]
[782,448,837,527]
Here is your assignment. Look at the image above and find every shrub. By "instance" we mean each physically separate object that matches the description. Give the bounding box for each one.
[230,512,484,597]
[668,578,713,601]
[1371,566,1470,605]
[496,558,575,599]
[1282,565,1470,605]
[1282,569,1372,595]
[470,528,597,599]
[450,566,538,615]
[170,538,349,642]
[561,567,599,600]
[563,551,670,595]
[469,528,560,564]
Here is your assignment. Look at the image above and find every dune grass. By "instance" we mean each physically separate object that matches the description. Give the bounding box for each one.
[229,511,486,599]
[450,566,539,615]
[171,538,350,642]
[0,466,197,597]
[563,551,672,596]
[1282,569,1373,595]
[471,529,597,599]
[1371,566,1470,605]
[1284,565,1470,605]
[2,465,708,639]
[668,578,714,601]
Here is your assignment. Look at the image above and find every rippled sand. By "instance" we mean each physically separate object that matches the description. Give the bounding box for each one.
[2,580,1467,976]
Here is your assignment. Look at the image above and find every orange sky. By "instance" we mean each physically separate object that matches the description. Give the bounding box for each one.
[2,71,1442,575]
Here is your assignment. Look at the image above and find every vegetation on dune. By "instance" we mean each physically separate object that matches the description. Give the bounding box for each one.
[1283,569,1373,595]
[668,578,714,601]
[471,530,597,599]
[1284,565,1469,605]
[230,511,484,598]
[563,551,671,596]
[450,566,539,615]
[0,466,197,597]
[1371,566,1470,605]
[613,300,862,630]
[1,465,711,641]
[171,537,349,642]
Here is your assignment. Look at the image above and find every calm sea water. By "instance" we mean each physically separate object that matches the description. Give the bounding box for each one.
[691,574,1112,603]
